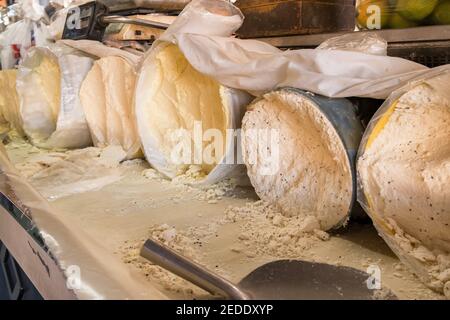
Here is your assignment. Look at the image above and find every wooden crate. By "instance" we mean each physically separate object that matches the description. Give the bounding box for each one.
[235,0,356,38]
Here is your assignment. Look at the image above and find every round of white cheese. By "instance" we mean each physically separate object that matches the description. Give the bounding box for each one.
[17,45,93,149]
[358,72,450,296]
[135,42,252,184]
[80,56,141,159]
[242,89,361,231]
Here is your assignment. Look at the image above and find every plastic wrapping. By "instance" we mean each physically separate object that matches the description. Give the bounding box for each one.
[0,19,51,69]
[157,0,440,100]
[317,33,388,56]
[160,0,243,40]
[16,44,94,149]
[357,68,450,297]
[356,0,450,30]
[0,0,59,69]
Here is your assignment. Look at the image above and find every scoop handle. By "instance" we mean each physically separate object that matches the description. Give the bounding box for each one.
[140,239,251,300]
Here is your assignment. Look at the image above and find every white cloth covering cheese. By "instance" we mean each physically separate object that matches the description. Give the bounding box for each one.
[241,90,354,231]
[159,0,433,100]
[16,45,94,149]
[0,70,24,136]
[358,72,450,297]
[135,42,252,184]
[80,56,141,159]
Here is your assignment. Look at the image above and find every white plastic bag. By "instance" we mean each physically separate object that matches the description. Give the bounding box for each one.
[0,20,32,69]
[317,33,388,56]
[0,0,52,69]
[0,19,51,69]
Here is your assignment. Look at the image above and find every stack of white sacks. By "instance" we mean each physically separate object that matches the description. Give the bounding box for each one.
[0,0,448,298]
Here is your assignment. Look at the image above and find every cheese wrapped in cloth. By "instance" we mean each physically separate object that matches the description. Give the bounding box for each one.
[242,88,364,231]
[80,56,141,159]
[16,45,94,149]
[135,42,252,184]
[57,39,143,159]
[358,71,450,298]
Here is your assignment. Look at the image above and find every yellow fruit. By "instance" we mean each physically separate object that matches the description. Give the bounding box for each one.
[356,0,390,29]
[396,0,439,21]
[431,0,450,25]
[389,12,419,28]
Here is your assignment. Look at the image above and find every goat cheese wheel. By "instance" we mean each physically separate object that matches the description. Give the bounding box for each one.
[358,72,450,296]
[80,56,141,159]
[0,70,24,136]
[135,42,251,182]
[17,46,93,149]
[242,89,358,231]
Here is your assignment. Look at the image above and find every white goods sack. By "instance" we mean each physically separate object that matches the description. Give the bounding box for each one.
[0,70,24,136]
[242,88,364,231]
[157,0,444,100]
[16,44,94,149]
[135,42,252,184]
[357,70,450,298]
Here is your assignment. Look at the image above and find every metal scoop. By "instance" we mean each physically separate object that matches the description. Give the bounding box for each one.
[140,239,397,300]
